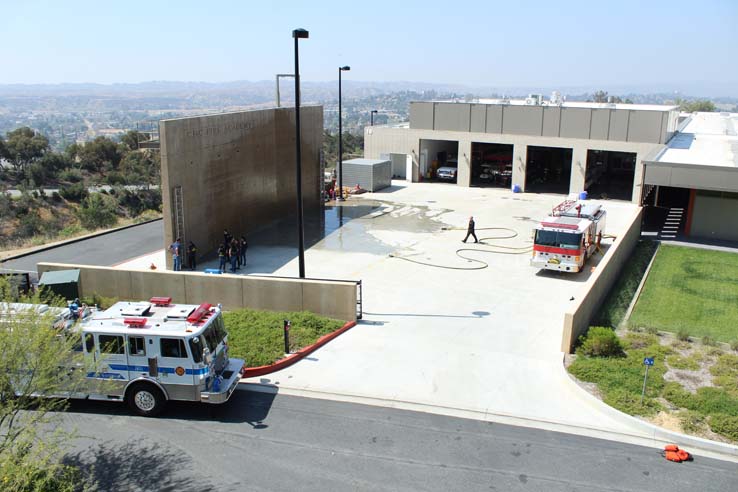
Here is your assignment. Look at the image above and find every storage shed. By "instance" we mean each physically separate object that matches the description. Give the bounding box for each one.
[341,158,392,192]
[38,269,80,301]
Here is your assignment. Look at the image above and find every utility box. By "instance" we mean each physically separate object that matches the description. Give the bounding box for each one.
[38,269,80,301]
[341,158,392,192]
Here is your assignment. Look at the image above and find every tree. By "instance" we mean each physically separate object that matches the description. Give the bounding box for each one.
[676,98,716,113]
[120,130,150,152]
[4,127,50,177]
[75,137,123,172]
[0,280,86,490]
[76,193,117,229]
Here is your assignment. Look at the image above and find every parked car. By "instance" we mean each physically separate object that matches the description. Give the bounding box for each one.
[436,166,458,181]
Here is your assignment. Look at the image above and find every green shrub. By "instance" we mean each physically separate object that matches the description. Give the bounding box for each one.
[701,335,717,347]
[576,327,624,357]
[667,354,701,371]
[644,325,659,335]
[133,209,161,223]
[604,387,662,416]
[679,410,707,434]
[76,193,118,229]
[81,293,119,309]
[59,182,88,202]
[710,415,738,441]
[710,354,738,395]
[677,328,690,342]
[58,168,83,183]
[58,223,84,238]
[730,340,738,352]
[622,332,658,350]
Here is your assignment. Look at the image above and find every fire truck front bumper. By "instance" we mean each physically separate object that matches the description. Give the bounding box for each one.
[200,358,245,404]
[531,257,580,273]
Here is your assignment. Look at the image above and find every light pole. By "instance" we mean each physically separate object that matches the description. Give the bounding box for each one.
[293,28,309,278]
[337,65,350,201]
[370,109,378,126]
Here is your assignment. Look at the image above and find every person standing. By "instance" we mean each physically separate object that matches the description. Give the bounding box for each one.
[239,235,248,266]
[229,241,238,273]
[187,241,197,270]
[218,244,227,273]
[169,237,182,271]
[462,216,478,244]
[223,229,232,248]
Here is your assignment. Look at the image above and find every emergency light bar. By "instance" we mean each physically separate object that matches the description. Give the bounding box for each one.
[540,221,579,230]
[149,296,172,306]
[123,317,147,327]
[187,303,212,323]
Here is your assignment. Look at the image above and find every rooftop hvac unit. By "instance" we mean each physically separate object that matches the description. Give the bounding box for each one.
[550,91,563,105]
[525,94,543,105]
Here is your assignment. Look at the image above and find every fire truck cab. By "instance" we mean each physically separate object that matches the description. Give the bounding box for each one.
[531,200,606,273]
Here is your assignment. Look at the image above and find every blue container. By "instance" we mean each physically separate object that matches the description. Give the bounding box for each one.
[579,191,588,200]
[512,184,522,193]
[204,268,222,275]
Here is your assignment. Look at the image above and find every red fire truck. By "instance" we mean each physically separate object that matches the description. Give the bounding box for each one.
[530,200,606,273]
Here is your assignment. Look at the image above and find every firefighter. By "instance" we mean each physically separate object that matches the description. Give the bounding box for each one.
[462,216,478,244]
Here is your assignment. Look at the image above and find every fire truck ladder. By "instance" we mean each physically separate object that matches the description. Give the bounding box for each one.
[173,186,185,242]
[552,199,576,216]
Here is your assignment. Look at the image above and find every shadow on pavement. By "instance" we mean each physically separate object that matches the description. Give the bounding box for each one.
[64,439,219,492]
[64,388,276,427]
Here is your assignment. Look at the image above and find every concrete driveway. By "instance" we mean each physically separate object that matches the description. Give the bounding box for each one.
[226,182,654,442]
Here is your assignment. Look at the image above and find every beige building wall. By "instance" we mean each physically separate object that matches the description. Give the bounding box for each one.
[37,263,358,322]
[160,106,323,261]
[365,125,662,202]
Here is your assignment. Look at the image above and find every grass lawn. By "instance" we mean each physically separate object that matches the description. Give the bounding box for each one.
[223,308,345,367]
[629,245,738,342]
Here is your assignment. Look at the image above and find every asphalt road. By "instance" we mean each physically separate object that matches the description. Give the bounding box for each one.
[0,219,163,274]
[57,389,737,492]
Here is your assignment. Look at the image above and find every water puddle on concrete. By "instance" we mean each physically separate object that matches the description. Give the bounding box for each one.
[316,199,451,254]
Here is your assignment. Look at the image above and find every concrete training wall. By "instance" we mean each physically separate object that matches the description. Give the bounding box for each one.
[561,207,643,353]
[160,106,323,261]
[37,263,357,322]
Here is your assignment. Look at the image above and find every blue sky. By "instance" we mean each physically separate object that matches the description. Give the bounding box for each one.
[2,0,737,88]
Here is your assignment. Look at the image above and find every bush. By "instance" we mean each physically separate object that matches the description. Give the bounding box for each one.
[76,193,118,229]
[58,168,83,183]
[59,182,88,202]
[730,340,738,352]
[17,210,44,237]
[51,191,62,202]
[644,325,659,335]
[701,335,717,347]
[81,293,119,309]
[677,328,691,341]
[576,327,624,357]
[710,415,738,441]
[133,209,162,223]
[105,171,127,185]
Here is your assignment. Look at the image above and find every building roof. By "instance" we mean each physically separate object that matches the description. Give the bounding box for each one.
[433,98,677,112]
[652,112,738,168]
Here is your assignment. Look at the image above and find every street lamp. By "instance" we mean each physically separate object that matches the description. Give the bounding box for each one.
[293,28,309,278]
[337,65,350,201]
[370,109,378,126]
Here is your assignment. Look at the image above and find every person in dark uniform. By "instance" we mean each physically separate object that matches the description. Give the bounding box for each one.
[187,241,197,270]
[462,216,478,243]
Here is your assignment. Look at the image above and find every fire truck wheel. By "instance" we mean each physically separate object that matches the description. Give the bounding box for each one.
[126,383,165,417]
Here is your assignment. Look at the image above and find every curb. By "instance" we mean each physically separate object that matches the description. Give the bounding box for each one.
[241,320,357,378]
[0,218,163,263]
[561,364,738,460]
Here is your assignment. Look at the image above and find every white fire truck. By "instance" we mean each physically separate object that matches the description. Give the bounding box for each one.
[54,297,244,416]
[531,200,606,273]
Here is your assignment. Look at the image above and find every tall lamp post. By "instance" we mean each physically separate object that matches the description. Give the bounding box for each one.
[337,65,350,201]
[293,28,309,278]
[370,109,378,126]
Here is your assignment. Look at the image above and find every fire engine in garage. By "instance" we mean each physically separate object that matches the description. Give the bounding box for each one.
[531,200,606,273]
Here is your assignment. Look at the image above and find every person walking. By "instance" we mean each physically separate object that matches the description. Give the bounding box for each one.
[169,237,182,271]
[218,244,227,273]
[187,241,197,270]
[239,235,248,266]
[462,216,478,244]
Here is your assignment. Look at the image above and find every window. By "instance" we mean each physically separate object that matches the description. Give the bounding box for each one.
[160,338,188,359]
[189,336,204,363]
[70,333,83,352]
[129,336,146,356]
[98,335,125,354]
[84,333,95,353]
[535,230,582,250]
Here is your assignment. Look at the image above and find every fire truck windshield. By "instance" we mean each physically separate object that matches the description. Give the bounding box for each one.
[535,230,582,250]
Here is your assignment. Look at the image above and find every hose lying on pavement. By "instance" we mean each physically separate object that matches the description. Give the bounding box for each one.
[389,227,532,271]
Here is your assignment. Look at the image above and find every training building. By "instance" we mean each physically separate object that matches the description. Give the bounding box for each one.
[160,106,323,262]
[364,96,738,242]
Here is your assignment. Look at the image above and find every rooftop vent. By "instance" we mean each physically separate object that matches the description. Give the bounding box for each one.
[120,302,151,317]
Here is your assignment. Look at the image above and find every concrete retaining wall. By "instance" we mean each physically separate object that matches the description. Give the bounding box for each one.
[37,263,357,322]
[561,207,643,352]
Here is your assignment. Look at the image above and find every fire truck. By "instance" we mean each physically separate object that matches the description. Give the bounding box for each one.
[14,298,245,416]
[530,200,606,273]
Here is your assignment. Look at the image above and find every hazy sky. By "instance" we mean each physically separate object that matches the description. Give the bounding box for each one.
[2,0,737,88]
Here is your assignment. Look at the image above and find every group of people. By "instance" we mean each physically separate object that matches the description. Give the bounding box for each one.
[217,229,248,273]
[168,238,198,271]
